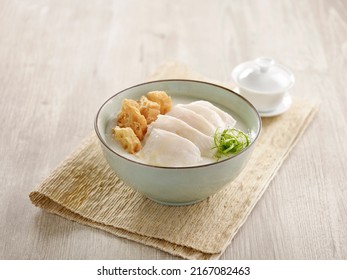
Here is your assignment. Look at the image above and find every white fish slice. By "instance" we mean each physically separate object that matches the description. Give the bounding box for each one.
[150,115,214,157]
[188,100,237,128]
[137,128,201,167]
[167,104,215,136]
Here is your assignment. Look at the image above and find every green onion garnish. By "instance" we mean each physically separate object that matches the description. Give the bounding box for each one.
[213,128,250,159]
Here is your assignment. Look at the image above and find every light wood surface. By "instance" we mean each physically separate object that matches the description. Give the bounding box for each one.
[1,0,346,260]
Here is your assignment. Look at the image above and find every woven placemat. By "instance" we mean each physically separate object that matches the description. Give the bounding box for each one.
[29,61,320,259]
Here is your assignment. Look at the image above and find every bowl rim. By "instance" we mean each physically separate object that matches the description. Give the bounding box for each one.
[94,79,262,170]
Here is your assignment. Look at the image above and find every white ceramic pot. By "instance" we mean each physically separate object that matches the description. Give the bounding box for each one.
[232,57,295,113]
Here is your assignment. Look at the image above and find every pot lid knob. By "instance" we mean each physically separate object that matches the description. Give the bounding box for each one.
[256,57,275,73]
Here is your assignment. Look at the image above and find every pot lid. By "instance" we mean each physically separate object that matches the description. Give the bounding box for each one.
[232,57,295,93]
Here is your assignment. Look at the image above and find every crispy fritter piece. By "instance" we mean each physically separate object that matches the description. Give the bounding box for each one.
[113,126,142,154]
[137,96,161,124]
[147,91,172,114]
[123,98,139,109]
[117,99,147,140]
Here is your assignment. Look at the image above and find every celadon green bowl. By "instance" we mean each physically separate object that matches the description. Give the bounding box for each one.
[95,79,261,205]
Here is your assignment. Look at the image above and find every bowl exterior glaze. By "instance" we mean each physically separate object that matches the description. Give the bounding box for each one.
[95,80,261,205]
[99,139,255,205]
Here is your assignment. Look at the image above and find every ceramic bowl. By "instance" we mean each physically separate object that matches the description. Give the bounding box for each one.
[232,57,295,113]
[95,79,261,205]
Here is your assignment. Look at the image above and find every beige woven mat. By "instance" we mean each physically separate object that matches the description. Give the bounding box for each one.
[29,61,320,260]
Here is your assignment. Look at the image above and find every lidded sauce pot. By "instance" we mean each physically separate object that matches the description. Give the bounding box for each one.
[232,57,295,113]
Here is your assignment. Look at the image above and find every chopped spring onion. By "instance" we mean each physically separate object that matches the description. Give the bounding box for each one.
[213,128,250,159]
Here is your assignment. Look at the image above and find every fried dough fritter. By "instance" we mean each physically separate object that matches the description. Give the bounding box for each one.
[113,91,172,154]
[137,96,161,124]
[113,126,142,154]
[147,90,172,114]
[117,99,147,140]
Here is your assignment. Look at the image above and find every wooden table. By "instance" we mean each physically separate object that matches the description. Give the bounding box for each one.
[1,0,346,260]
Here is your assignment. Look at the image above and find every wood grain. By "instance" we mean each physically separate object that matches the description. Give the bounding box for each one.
[1,0,346,259]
